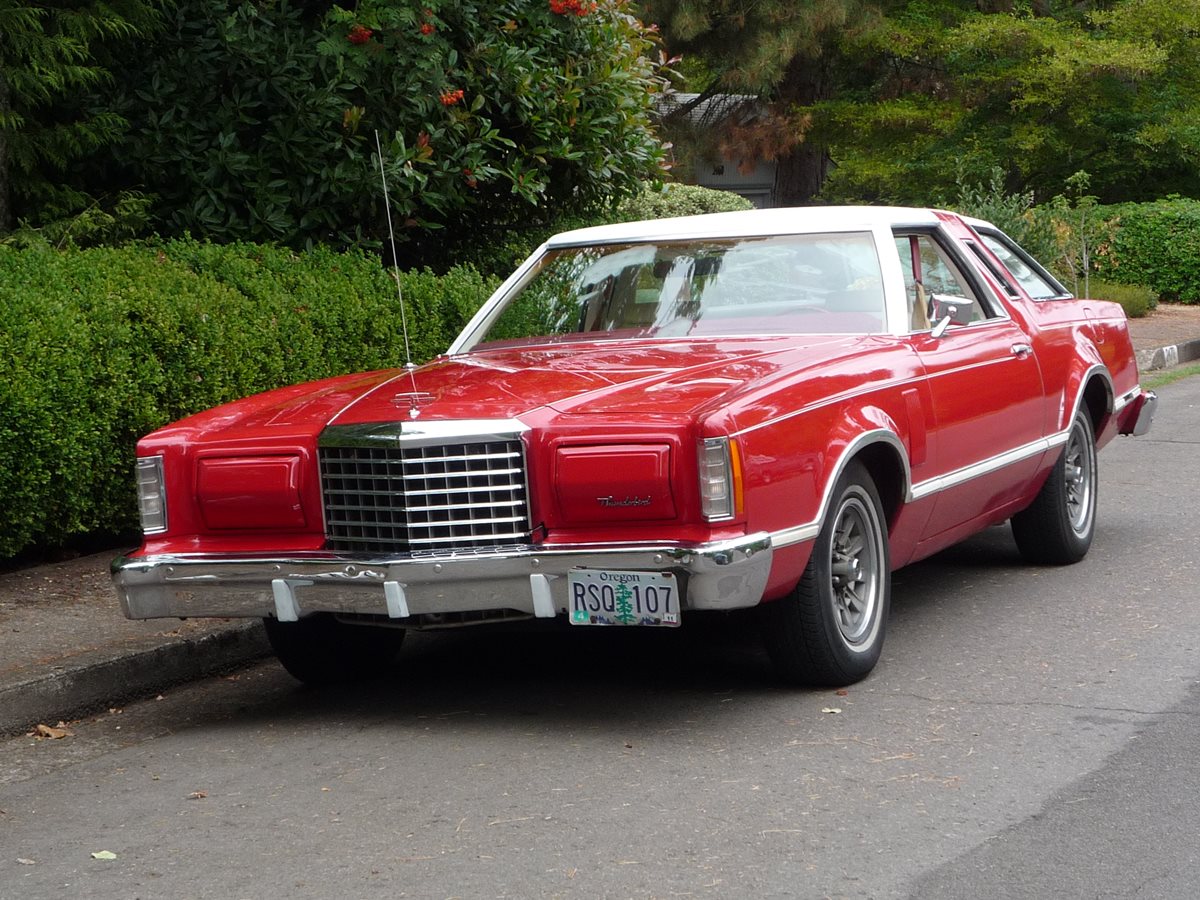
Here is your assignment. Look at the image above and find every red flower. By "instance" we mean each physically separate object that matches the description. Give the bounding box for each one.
[419,22,435,35]
[549,0,595,14]
[463,167,478,188]
[347,24,373,44]
[439,88,465,106]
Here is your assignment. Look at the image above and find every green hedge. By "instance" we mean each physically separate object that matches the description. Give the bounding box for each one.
[1093,199,1200,303]
[1084,279,1156,319]
[615,183,755,221]
[0,240,497,558]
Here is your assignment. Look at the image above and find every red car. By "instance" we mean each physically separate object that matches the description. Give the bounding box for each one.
[112,207,1156,687]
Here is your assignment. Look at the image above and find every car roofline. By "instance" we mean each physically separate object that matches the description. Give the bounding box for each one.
[546,206,949,247]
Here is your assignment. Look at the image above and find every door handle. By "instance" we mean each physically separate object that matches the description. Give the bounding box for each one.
[1011,342,1033,357]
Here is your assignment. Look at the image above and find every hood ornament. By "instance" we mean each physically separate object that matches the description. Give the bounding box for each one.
[392,389,434,419]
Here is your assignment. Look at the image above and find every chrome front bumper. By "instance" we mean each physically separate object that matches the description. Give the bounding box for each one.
[112,534,774,625]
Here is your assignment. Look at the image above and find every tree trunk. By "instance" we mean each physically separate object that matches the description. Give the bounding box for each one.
[0,69,11,236]
[773,55,831,206]
[774,143,830,206]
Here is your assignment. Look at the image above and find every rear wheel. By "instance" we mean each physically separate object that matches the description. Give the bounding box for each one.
[762,462,891,686]
[1011,410,1097,565]
[263,614,405,686]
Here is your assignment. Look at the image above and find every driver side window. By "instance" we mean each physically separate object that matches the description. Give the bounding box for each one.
[894,232,995,332]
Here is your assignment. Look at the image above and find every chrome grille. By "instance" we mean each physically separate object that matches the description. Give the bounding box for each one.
[320,432,530,554]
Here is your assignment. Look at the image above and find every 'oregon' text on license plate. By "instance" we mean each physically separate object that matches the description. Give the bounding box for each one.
[567,569,680,627]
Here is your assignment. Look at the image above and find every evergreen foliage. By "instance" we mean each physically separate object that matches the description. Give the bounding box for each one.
[0,0,164,233]
[649,0,1200,206]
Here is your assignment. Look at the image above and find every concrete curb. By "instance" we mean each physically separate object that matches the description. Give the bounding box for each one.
[0,622,270,737]
[1137,338,1200,372]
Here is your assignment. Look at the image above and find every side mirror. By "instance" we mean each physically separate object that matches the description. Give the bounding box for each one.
[929,294,974,337]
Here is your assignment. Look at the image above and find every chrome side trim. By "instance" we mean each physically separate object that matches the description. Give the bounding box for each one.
[112,533,774,621]
[909,434,1058,502]
[1114,384,1142,414]
[772,522,821,548]
[770,429,1057,548]
[768,367,1120,551]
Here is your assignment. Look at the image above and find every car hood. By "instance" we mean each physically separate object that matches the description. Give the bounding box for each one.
[328,336,873,425]
[145,335,886,449]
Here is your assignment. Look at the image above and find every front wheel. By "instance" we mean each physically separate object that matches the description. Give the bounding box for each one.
[263,614,405,686]
[1011,410,1097,565]
[761,462,891,687]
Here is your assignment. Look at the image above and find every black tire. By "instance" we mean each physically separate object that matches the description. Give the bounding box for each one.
[262,614,405,686]
[1011,410,1097,565]
[761,462,891,687]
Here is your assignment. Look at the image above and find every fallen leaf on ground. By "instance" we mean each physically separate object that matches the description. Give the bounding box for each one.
[821,707,842,715]
[34,724,71,739]
[187,791,208,800]
[16,858,35,866]
[91,851,117,860]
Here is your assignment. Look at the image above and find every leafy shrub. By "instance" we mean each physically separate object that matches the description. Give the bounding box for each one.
[1,192,155,250]
[1092,199,1200,303]
[614,183,754,221]
[1084,279,1156,318]
[0,241,496,558]
[86,0,665,254]
[951,166,1063,278]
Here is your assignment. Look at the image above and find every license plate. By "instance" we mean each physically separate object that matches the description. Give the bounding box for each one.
[567,569,680,627]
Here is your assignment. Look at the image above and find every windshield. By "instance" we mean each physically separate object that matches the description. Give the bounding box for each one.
[476,232,885,347]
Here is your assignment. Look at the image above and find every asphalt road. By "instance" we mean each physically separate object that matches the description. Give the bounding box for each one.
[3,376,1198,900]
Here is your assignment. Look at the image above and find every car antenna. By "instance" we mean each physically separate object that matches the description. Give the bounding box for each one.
[374,129,424,418]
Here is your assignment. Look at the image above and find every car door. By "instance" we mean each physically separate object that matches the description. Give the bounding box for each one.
[895,230,1047,544]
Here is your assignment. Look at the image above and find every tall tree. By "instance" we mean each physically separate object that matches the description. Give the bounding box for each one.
[646,0,878,205]
[0,0,163,235]
[646,0,1200,205]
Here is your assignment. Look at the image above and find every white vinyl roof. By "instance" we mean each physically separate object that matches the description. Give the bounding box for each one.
[546,206,947,247]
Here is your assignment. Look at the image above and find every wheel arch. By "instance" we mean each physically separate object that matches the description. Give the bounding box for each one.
[1079,368,1114,434]
[815,429,911,539]
[852,437,909,532]
[1059,363,1114,441]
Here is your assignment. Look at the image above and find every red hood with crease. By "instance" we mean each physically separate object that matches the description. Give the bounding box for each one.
[149,336,875,445]
[330,336,866,424]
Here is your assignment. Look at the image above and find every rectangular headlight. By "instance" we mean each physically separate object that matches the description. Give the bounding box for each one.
[699,437,734,520]
[135,456,168,534]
